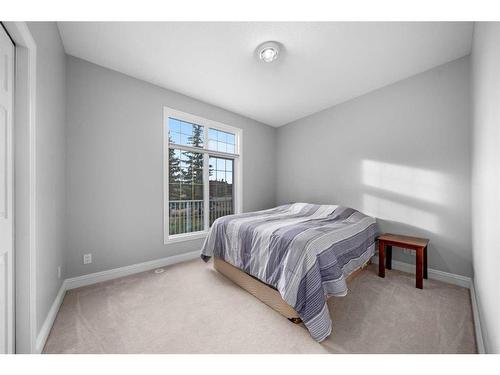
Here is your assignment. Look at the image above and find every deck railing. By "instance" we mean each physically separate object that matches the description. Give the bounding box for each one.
[209,197,233,225]
[169,197,233,235]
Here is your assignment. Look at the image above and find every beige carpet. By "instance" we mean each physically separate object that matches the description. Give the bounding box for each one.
[43,259,477,354]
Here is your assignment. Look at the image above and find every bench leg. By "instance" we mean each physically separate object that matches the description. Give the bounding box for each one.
[416,247,424,289]
[385,245,392,270]
[378,241,385,278]
[423,246,428,279]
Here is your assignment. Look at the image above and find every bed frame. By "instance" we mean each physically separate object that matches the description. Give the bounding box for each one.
[213,256,370,324]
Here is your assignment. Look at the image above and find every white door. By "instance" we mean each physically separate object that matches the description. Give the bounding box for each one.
[0,25,14,354]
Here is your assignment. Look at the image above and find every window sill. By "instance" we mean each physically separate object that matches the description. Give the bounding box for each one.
[164,231,208,244]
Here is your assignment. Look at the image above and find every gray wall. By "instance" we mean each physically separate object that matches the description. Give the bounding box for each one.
[13,41,32,354]
[471,22,500,353]
[276,56,472,277]
[26,23,67,337]
[65,56,276,277]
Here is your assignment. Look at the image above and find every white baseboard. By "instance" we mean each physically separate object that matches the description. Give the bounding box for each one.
[469,279,486,354]
[371,256,471,288]
[64,250,200,290]
[35,250,201,353]
[35,282,66,354]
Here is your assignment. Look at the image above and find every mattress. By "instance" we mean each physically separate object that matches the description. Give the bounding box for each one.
[201,203,378,341]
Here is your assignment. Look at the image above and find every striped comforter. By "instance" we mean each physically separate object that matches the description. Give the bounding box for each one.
[201,203,378,341]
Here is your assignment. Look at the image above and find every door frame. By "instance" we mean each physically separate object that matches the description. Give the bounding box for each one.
[2,21,37,354]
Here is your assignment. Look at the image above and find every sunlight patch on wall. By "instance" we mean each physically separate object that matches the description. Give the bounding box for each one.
[362,160,450,206]
[362,194,439,233]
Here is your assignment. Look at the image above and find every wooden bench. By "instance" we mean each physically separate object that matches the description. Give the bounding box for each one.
[377,234,430,289]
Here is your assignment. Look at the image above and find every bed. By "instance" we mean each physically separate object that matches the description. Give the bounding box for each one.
[201,203,378,342]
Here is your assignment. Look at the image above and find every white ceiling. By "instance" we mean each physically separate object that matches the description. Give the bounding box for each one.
[57,22,473,127]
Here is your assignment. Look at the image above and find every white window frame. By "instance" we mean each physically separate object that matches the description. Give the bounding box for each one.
[163,106,243,244]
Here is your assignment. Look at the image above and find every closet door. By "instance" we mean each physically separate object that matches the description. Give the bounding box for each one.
[0,24,14,354]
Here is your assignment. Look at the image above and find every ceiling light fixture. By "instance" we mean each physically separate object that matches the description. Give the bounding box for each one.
[257,41,280,63]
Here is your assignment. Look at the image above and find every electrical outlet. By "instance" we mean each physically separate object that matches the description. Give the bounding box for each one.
[57,266,62,279]
[83,253,92,265]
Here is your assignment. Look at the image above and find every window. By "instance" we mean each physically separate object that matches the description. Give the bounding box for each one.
[209,157,234,226]
[164,107,242,243]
